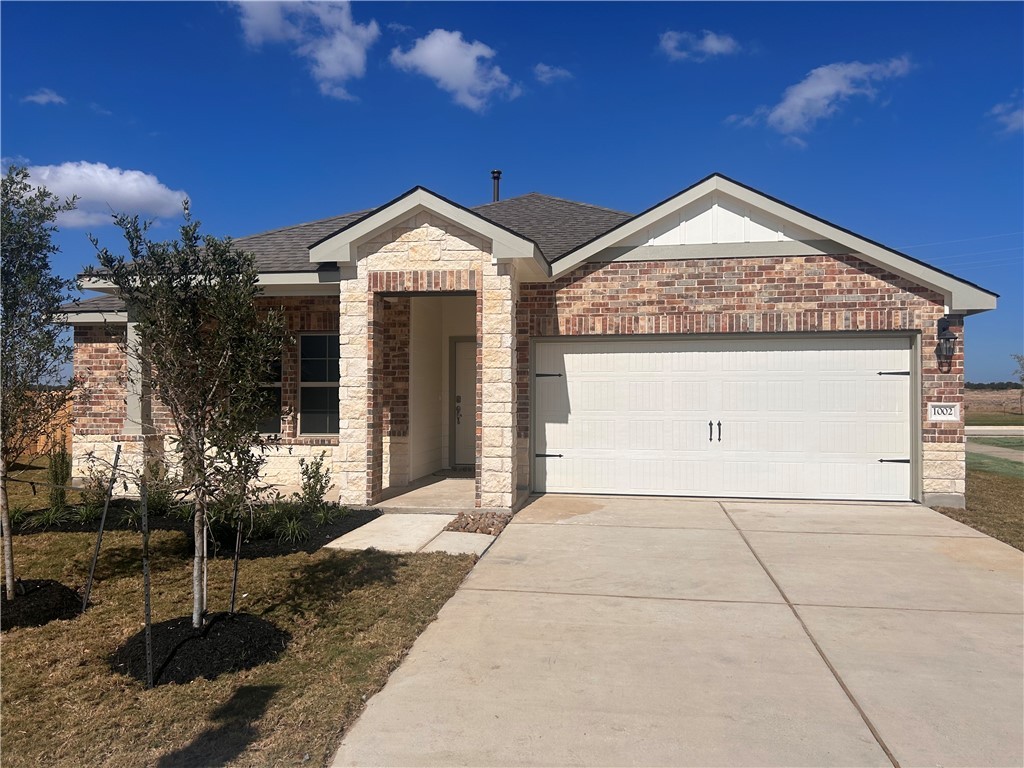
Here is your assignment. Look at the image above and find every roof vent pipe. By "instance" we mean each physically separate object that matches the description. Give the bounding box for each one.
[491,169,502,202]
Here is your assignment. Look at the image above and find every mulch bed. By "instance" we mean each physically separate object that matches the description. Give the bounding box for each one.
[229,508,382,558]
[0,579,83,631]
[445,511,511,536]
[110,612,290,686]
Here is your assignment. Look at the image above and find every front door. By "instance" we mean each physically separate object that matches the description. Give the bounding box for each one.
[452,339,476,467]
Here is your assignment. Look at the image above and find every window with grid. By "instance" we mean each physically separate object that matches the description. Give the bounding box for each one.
[299,333,340,434]
[257,357,283,434]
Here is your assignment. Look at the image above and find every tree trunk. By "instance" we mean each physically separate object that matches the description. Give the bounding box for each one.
[192,487,206,629]
[0,455,15,600]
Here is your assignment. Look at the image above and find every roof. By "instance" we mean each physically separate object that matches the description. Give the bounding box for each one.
[65,295,126,312]
[473,193,631,263]
[232,209,373,272]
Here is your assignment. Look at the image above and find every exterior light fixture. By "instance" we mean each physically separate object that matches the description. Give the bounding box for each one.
[936,317,957,364]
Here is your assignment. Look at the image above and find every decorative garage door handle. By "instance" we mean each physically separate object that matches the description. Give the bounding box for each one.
[717,421,722,442]
[536,453,563,458]
[708,421,713,442]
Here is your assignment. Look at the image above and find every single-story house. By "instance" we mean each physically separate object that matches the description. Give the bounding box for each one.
[66,173,996,511]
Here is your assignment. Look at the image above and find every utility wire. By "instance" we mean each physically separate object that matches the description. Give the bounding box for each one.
[897,231,1024,249]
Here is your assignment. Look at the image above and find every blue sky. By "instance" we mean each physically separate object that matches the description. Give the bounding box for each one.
[3,1,1021,380]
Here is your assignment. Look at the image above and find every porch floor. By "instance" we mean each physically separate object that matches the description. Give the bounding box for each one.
[376,473,475,514]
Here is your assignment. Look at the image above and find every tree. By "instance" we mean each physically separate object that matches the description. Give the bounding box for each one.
[87,204,285,627]
[0,166,78,600]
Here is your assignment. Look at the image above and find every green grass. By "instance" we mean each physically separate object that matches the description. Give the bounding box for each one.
[1,529,476,766]
[966,451,1024,479]
[971,436,1024,451]
[966,412,1024,426]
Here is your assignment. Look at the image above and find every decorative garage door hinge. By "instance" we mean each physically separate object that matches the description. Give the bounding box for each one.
[877,371,911,376]
[536,453,564,458]
[535,373,563,378]
[877,458,911,463]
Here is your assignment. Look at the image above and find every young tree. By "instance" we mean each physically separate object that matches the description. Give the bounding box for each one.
[87,204,285,627]
[0,166,79,600]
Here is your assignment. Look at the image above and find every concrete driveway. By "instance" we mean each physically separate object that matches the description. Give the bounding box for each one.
[332,496,1023,767]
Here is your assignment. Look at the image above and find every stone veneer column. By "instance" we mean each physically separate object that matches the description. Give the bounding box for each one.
[336,274,371,505]
[478,264,517,509]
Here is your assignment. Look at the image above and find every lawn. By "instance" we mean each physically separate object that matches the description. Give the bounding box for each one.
[0,460,476,766]
[934,467,1023,552]
[971,436,1024,451]
[965,412,1024,426]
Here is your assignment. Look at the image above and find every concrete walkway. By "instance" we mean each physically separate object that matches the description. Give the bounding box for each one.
[325,513,494,555]
[332,495,1023,767]
[967,439,1024,463]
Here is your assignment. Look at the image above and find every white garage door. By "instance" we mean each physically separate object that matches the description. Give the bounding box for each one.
[533,336,913,501]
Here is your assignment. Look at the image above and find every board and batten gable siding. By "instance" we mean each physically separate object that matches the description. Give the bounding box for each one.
[516,253,963,503]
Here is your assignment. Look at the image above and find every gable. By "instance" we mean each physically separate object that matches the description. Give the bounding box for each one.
[550,174,996,314]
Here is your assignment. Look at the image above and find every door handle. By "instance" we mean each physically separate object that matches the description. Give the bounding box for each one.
[708,421,713,442]
[717,421,722,442]
[456,404,462,424]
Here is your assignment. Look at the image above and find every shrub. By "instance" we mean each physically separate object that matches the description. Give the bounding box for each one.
[24,505,70,531]
[47,443,72,515]
[297,453,332,517]
[145,457,181,518]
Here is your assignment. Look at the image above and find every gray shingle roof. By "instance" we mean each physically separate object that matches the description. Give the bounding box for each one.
[234,209,373,272]
[473,193,632,263]
[69,191,633,311]
[64,295,127,312]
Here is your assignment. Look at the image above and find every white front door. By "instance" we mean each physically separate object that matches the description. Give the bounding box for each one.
[452,340,476,466]
[533,336,913,501]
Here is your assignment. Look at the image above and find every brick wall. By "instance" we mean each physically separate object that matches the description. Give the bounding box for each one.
[518,253,962,503]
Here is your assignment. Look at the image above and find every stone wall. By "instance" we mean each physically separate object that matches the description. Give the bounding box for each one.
[519,254,963,506]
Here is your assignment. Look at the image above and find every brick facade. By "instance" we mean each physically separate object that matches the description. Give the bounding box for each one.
[517,253,964,503]
[71,227,969,509]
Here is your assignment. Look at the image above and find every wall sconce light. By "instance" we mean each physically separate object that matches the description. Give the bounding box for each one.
[936,317,957,364]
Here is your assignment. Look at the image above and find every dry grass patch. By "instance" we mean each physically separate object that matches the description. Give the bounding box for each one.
[935,468,1023,552]
[1,528,475,766]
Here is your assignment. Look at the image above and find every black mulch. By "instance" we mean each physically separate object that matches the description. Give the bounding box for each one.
[110,612,290,686]
[0,579,83,631]
[227,508,381,559]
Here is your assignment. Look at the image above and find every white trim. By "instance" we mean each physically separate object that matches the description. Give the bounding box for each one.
[308,188,549,281]
[550,175,996,314]
[63,311,128,324]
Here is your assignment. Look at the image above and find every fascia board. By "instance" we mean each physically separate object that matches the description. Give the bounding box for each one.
[713,178,997,314]
[61,311,128,325]
[550,175,996,314]
[308,188,545,275]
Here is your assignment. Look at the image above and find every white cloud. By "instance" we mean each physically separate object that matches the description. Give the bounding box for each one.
[534,63,572,84]
[659,30,740,62]
[26,161,188,228]
[989,94,1023,134]
[22,88,66,105]
[391,29,517,112]
[737,56,911,139]
[234,1,380,100]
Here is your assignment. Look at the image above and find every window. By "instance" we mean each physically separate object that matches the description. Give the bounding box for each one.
[258,357,283,434]
[300,333,339,434]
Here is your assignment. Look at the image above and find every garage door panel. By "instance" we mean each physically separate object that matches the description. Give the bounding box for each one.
[534,336,912,501]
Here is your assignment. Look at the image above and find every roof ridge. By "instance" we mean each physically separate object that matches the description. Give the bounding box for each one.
[235,208,374,241]
[474,191,632,217]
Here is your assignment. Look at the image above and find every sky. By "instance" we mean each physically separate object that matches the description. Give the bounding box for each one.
[2,1,1022,381]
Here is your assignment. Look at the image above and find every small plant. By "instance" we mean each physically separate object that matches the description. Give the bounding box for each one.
[69,504,101,525]
[9,504,31,528]
[119,503,142,531]
[275,514,309,545]
[298,453,333,518]
[24,505,70,531]
[313,503,344,527]
[47,442,72,516]
[145,457,180,518]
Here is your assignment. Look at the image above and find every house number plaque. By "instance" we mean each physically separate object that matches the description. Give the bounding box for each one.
[927,402,960,422]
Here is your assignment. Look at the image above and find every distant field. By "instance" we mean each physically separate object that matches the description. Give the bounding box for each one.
[972,436,1024,451]
[964,388,1023,425]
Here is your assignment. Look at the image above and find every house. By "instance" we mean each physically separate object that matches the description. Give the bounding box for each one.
[66,173,996,511]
